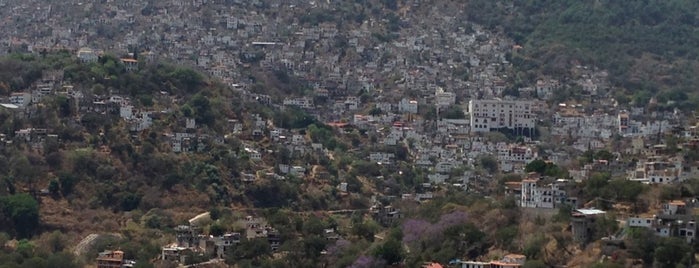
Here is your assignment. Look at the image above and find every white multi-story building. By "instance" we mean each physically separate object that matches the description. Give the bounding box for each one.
[521,179,575,209]
[369,152,394,164]
[627,201,697,243]
[629,160,683,184]
[77,47,100,63]
[9,92,31,107]
[497,143,537,163]
[283,97,314,109]
[468,99,536,135]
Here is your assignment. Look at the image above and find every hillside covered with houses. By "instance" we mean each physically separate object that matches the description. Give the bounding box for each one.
[1,1,699,268]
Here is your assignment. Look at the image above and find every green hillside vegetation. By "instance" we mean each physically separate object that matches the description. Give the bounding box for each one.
[0,52,413,267]
[465,0,699,110]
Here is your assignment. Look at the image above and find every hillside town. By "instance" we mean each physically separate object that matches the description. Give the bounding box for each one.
[1,0,699,267]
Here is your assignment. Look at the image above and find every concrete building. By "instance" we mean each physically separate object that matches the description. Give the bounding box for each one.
[120,58,138,72]
[571,209,606,244]
[9,92,31,107]
[520,179,576,209]
[459,261,491,268]
[629,160,682,184]
[468,99,535,136]
[627,200,697,243]
[618,110,630,134]
[398,98,418,114]
[435,87,456,107]
[96,250,135,268]
[283,97,314,109]
[77,47,100,63]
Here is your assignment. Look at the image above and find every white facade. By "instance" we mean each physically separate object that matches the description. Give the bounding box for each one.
[77,48,99,63]
[120,105,133,119]
[627,217,654,228]
[497,144,536,162]
[629,161,683,184]
[521,179,571,209]
[9,92,31,107]
[245,148,261,160]
[186,118,196,129]
[435,161,455,173]
[344,97,360,110]
[369,152,394,164]
[283,97,314,109]
[459,261,490,268]
[289,166,306,176]
[129,111,153,131]
[428,173,448,184]
[291,134,305,145]
[468,99,535,133]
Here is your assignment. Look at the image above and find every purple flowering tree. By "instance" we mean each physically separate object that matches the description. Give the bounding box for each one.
[402,211,469,247]
[351,255,386,268]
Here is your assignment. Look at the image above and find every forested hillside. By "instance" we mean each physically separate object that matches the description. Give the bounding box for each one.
[466,0,699,109]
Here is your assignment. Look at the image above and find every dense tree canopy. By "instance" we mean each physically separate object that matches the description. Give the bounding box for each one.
[0,193,40,238]
[465,0,699,111]
[525,159,567,177]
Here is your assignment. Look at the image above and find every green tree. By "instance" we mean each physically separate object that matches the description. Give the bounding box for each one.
[373,238,403,265]
[442,105,466,119]
[1,193,40,238]
[57,172,77,197]
[54,95,73,117]
[274,107,316,129]
[627,228,656,264]
[495,226,518,248]
[592,215,619,240]
[654,237,691,268]
[583,172,611,200]
[46,231,67,253]
[302,216,326,236]
[478,155,499,173]
[48,179,60,197]
[352,219,379,242]
[229,238,271,262]
[607,179,647,205]
[119,193,141,211]
[523,234,547,260]
[594,150,614,161]
[169,68,204,93]
[46,252,79,268]
[188,93,215,126]
[209,223,225,237]
[301,236,327,259]
[525,159,547,174]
